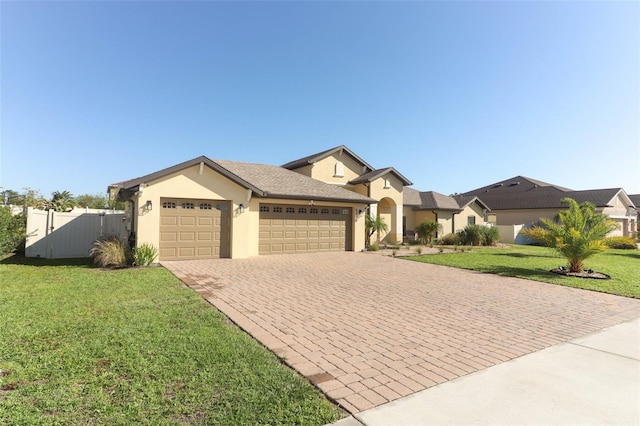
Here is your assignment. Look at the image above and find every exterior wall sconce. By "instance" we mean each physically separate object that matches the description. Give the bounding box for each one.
[309,200,315,206]
[357,209,364,218]
[239,203,245,213]
[145,200,152,210]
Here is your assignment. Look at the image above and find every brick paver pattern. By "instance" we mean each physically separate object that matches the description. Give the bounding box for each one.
[163,252,640,414]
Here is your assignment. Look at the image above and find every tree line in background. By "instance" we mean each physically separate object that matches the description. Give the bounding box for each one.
[0,188,125,258]
[1,188,124,211]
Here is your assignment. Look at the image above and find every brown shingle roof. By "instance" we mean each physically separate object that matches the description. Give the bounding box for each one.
[214,159,376,203]
[113,156,377,204]
[281,145,375,171]
[348,167,413,186]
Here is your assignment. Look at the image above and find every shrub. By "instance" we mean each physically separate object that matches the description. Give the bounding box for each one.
[415,246,422,255]
[369,243,380,252]
[481,226,501,246]
[457,225,483,246]
[0,207,26,257]
[90,235,131,268]
[439,233,459,245]
[133,243,159,265]
[603,236,637,250]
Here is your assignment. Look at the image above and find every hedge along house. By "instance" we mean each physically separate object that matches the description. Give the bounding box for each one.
[110,156,376,260]
[282,146,413,244]
[402,187,491,238]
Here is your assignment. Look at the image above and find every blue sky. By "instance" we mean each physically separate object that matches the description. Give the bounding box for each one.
[2,1,639,199]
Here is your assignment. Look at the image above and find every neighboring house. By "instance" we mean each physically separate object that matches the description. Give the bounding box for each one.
[461,176,638,238]
[282,146,413,244]
[403,188,490,238]
[629,194,640,233]
[111,156,376,260]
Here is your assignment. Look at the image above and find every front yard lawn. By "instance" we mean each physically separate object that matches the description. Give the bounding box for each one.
[0,257,339,425]
[407,245,640,298]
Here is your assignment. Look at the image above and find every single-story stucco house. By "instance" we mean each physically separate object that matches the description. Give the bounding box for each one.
[460,176,638,238]
[403,188,490,238]
[112,146,450,260]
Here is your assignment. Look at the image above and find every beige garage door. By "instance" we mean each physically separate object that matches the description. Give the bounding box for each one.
[159,198,230,261]
[259,204,352,255]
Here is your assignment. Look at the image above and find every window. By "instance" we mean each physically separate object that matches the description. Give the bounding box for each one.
[162,202,176,209]
[199,203,212,210]
[286,207,295,213]
[384,178,391,189]
[468,216,476,225]
[332,208,340,214]
[259,206,270,212]
[298,207,307,213]
[334,161,344,177]
[181,202,195,209]
[321,208,329,214]
[310,208,318,214]
[273,206,283,213]
[342,209,350,215]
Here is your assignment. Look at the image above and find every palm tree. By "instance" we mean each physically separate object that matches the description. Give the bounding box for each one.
[49,191,75,212]
[520,197,618,273]
[415,220,442,245]
[365,214,389,246]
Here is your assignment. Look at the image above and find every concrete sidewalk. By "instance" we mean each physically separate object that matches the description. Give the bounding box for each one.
[334,318,640,426]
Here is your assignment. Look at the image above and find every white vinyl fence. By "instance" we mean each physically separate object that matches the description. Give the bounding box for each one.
[25,207,126,259]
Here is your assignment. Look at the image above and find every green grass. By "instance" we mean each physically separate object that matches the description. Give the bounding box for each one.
[406,245,640,298]
[0,256,339,425]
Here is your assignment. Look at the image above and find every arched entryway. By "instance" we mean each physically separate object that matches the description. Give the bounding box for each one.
[369,197,402,245]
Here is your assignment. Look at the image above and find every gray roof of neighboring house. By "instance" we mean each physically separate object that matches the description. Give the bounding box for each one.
[348,167,413,186]
[628,194,640,208]
[462,177,628,210]
[112,156,377,204]
[404,187,490,211]
[281,145,375,172]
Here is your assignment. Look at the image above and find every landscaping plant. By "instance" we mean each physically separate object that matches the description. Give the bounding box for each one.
[89,234,131,268]
[0,206,26,257]
[132,242,158,266]
[415,220,442,245]
[365,214,388,246]
[519,197,618,273]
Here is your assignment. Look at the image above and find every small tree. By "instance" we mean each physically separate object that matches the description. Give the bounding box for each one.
[415,220,442,245]
[520,197,618,273]
[0,206,26,257]
[365,214,389,246]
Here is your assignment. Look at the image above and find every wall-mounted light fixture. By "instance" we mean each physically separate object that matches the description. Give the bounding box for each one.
[239,203,245,213]
[309,200,315,206]
[145,200,153,210]
[357,209,364,217]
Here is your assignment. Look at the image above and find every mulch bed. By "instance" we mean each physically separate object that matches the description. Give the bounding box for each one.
[550,267,611,280]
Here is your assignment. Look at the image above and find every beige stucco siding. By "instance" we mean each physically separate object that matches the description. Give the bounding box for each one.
[132,164,253,259]
[307,153,367,185]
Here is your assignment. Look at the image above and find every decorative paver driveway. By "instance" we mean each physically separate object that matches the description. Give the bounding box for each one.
[163,252,640,414]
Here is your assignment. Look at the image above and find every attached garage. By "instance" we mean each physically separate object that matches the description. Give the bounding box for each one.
[112,156,375,259]
[259,204,352,255]
[159,198,230,260]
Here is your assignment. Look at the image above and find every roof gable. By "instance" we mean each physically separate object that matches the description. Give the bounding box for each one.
[348,167,413,186]
[281,145,375,172]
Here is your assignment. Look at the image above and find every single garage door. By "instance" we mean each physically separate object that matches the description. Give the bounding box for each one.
[159,198,230,260]
[259,204,352,255]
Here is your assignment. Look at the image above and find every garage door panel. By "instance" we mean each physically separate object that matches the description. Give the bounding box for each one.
[160,198,230,261]
[259,204,351,255]
[161,217,178,226]
[180,216,196,226]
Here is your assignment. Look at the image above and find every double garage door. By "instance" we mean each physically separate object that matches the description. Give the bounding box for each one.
[259,204,352,255]
[159,198,230,261]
